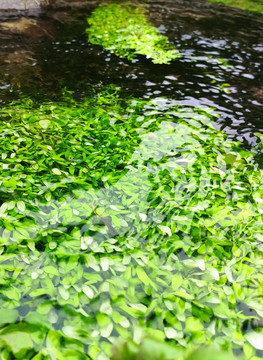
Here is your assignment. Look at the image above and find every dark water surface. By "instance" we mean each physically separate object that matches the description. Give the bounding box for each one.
[1,0,262,147]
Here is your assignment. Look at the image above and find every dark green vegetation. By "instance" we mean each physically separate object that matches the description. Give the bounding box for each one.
[205,0,263,14]
[0,88,263,359]
[86,3,181,64]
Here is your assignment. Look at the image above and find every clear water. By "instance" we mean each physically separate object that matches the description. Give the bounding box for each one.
[0,1,263,359]
[1,0,263,147]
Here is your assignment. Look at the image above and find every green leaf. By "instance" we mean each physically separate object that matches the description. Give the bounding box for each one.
[82,285,94,299]
[136,268,150,286]
[158,225,172,237]
[245,331,263,350]
[0,330,33,357]
[39,119,50,129]
[52,168,62,175]
[44,266,60,276]
[0,309,19,325]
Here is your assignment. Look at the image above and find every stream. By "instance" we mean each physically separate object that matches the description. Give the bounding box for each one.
[0,1,263,359]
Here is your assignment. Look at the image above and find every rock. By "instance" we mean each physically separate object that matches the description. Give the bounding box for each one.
[0,17,54,38]
[0,0,41,10]
[43,0,99,10]
[0,48,43,88]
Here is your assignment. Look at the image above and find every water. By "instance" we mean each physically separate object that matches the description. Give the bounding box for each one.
[1,0,263,147]
[0,1,263,359]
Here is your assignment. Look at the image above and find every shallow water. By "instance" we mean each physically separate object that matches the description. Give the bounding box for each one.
[1,0,262,146]
[0,0,263,359]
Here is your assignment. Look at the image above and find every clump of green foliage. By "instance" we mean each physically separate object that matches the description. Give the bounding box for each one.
[86,3,181,64]
[0,88,262,359]
[111,338,237,360]
[205,0,263,14]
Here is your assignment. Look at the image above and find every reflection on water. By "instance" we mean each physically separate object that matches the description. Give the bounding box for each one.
[29,0,262,148]
[0,0,262,148]
[0,94,262,358]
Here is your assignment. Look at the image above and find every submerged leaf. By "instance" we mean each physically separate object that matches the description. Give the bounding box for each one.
[0,88,262,360]
[86,3,181,64]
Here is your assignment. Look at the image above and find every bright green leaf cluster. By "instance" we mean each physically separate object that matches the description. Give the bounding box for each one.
[111,338,237,360]
[0,88,262,359]
[86,3,181,64]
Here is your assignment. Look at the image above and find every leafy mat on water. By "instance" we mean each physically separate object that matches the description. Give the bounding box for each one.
[0,88,262,359]
[111,338,237,360]
[86,3,181,64]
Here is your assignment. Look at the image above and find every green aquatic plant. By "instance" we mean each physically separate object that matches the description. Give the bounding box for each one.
[86,3,181,64]
[205,0,263,14]
[255,132,263,149]
[0,88,262,359]
[111,338,237,360]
